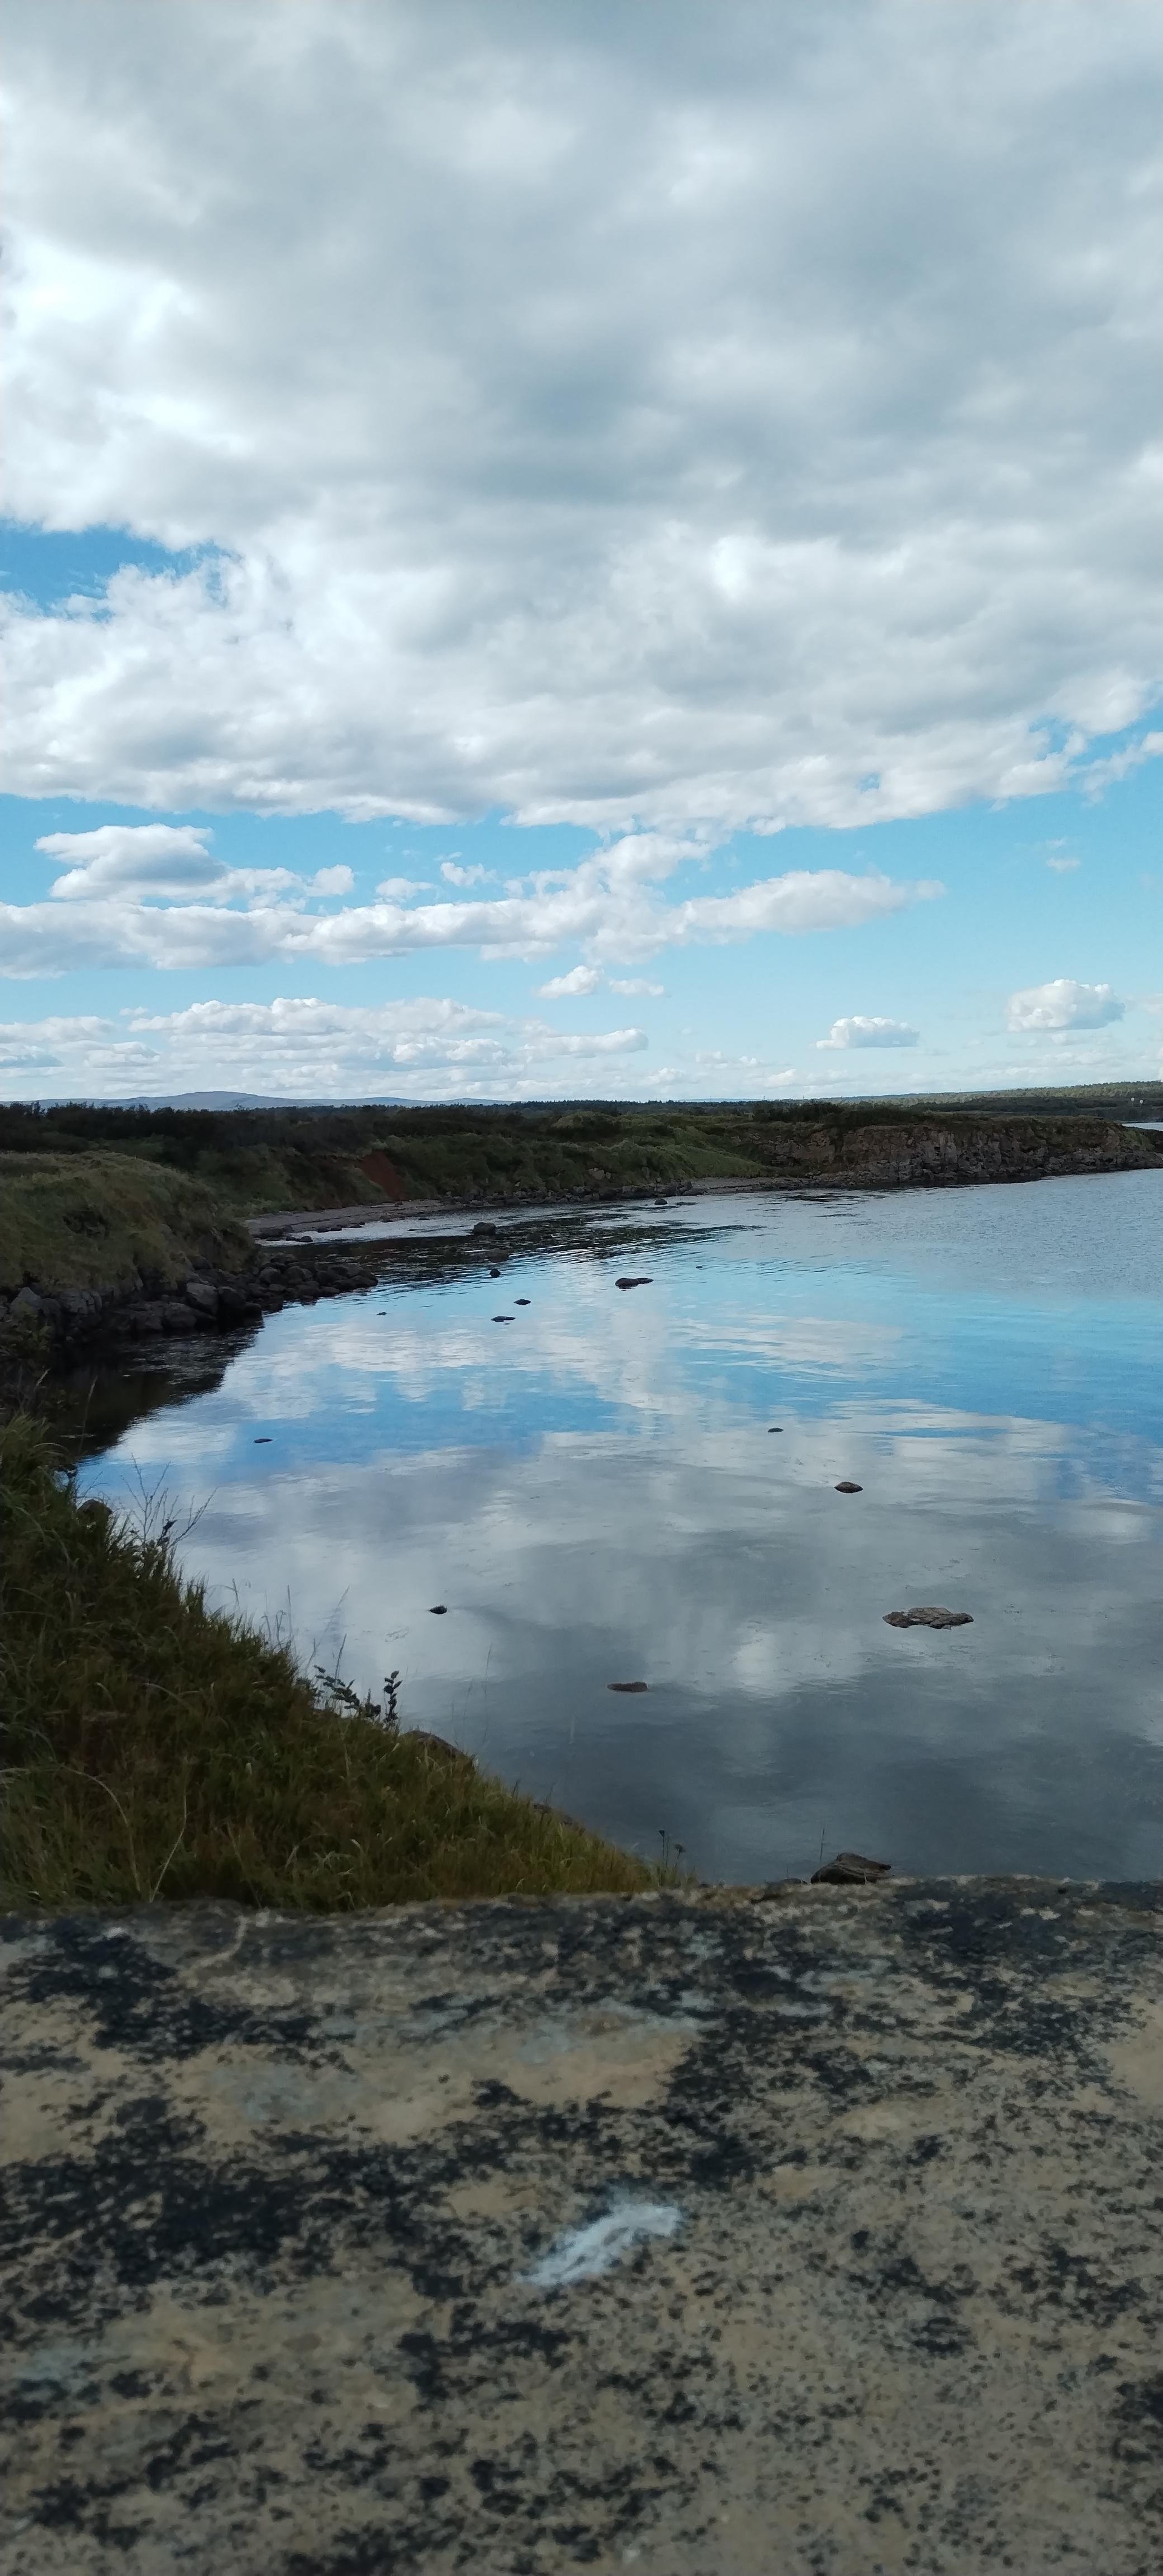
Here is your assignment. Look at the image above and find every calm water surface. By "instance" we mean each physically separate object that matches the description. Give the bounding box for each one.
[78,1174,1163,1884]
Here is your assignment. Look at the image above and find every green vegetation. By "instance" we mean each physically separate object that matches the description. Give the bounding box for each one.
[0,1149,253,1295]
[4,1084,1161,1237]
[0,1413,653,1912]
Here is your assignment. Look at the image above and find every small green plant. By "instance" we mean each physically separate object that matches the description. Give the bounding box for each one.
[657,1826,689,1882]
[313,1667,401,1730]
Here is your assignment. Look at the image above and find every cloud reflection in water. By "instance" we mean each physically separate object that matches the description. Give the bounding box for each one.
[81,1179,1163,1884]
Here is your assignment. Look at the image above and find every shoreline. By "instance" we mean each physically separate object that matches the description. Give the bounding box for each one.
[5,1131,1160,1371]
[247,1150,1162,1240]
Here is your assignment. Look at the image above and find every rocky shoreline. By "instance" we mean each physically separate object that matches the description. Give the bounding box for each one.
[0,1237,388,1367]
[4,1117,1159,1369]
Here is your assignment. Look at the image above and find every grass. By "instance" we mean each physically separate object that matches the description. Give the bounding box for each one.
[0,1149,254,1296]
[0,1412,654,1912]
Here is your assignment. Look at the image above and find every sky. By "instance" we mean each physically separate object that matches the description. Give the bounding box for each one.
[1,0,1161,1105]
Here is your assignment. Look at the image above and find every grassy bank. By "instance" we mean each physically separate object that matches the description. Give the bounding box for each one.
[4,1093,1161,1246]
[0,1149,254,1296]
[0,1414,652,1911]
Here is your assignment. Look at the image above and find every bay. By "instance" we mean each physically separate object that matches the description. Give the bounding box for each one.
[76,1170,1163,1885]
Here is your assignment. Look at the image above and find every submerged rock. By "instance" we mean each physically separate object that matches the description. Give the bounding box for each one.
[615,1276,653,1290]
[608,1680,648,1694]
[811,1851,892,1885]
[884,1606,973,1629]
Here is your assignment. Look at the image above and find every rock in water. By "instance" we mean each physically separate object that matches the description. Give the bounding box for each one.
[812,1852,892,1886]
[491,1314,514,1323]
[608,1680,649,1694]
[429,1604,448,1615]
[835,1480,863,1493]
[615,1276,653,1290]
[884,1606,973,1629]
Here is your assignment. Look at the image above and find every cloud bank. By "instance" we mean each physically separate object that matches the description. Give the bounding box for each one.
[4,0,1161,829]
[2,824,935,977]
[0,996,650,1102]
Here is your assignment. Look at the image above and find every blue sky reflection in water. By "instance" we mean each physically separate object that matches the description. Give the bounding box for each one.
[80,1175,1163,1886]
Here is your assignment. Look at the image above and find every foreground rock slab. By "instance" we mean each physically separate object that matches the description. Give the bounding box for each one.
[3,1881,1162,2574]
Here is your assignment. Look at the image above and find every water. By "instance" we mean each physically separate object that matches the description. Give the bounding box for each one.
[76,1173,1163,1885]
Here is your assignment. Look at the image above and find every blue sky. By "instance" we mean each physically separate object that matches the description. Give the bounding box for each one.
[2,2,1160,1103]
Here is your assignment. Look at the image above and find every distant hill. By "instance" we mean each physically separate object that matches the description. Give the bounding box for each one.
[41,1091,409,1111]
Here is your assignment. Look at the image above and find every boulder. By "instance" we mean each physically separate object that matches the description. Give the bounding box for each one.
[185,1279,219,1318]
[161,1302,197,1334]
[884,1606,973,1630]
[812,1852,892,1886]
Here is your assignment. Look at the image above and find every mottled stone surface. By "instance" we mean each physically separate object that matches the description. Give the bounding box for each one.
[3,1881,1163,2574]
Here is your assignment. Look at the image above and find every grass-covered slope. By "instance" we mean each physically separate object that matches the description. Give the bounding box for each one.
[0,1150,254,1295]
[4,1093,1161,1231]
[0,1415,651,1911]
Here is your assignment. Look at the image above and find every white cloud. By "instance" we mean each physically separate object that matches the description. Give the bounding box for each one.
[1045,856,1081,873]
[817,1016,920,1050]
[609,977,666,997]
[1006,978,1125,1033]
[374,876,428,900]
[440,859,494,887]
[0,995,648,1102]
[2,2,1160,829]
[28,823,358,919]
[538,965,603,997]
[36,823,227,901]
[0,828,936,976]
[1079,731,1163,797]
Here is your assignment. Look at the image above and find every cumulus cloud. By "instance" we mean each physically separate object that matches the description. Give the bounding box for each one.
[0,827,935,976]
[609,978,665,997]
[538,965,603,998]
[0,995,648,1102]
[36,824,227,901]
[1045,856,1081,873]
[1005,978,1125,1033]
[440,860,494,887]
[31,823,358,917]
[2,2,1161,829]
[817,1016,920,1050]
